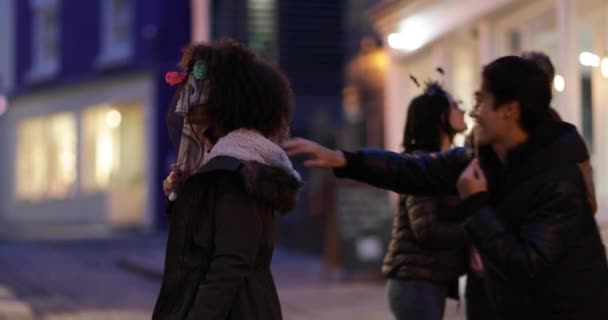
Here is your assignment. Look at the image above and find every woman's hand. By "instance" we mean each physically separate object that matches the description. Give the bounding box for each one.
[163,164,187,198]
[282,138,347,169]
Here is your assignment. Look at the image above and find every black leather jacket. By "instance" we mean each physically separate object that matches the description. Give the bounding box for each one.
[335,121,608,320]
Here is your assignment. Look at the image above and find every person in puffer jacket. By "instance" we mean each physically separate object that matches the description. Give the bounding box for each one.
[382,80,468,320]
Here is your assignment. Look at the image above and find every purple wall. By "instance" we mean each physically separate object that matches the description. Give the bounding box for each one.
[13,0,192,227]
[14,0,190,92]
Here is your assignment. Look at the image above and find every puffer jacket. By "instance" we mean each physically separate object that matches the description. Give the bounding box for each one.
[382,153,467,289]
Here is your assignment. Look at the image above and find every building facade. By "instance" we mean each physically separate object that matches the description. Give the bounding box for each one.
[0,0,191,238]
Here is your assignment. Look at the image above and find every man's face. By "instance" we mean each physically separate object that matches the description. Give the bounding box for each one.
[471,84,511,146]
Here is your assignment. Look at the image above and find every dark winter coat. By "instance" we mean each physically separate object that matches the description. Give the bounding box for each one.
[382,153,467,292]
[152,156,301,320]
[334,120,608,319]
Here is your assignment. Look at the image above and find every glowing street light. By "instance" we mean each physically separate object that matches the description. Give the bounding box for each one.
[553,75,565,92]
[388,32,425,51]
[601,57,608,78]
[0,96,7,116]
[105,109,122,128]
[579,52,600,67]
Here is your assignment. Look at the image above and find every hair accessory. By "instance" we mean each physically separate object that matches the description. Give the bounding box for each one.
[165,71,187,86]
[192,60,207,80]
[409,74,421,88]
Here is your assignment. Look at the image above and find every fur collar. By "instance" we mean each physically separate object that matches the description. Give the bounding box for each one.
[204,129,301,181]
[201,129,302,214]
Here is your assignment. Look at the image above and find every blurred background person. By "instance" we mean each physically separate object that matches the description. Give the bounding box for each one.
[520,51,597,215]
[382,80,468,320]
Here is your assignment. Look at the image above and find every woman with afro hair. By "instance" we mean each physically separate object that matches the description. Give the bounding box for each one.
[154,38,302,320]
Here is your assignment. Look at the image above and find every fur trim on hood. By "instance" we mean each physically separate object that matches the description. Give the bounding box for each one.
[201,129,302,214]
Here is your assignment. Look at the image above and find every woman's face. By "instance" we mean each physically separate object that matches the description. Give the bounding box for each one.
[187,103,208,126]
[446,94,468,133]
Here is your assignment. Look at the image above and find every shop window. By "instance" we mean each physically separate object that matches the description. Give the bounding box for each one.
[81,104,143,192]
[16,113,77,201]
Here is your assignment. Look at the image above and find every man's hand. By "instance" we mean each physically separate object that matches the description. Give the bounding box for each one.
[457,158,487,199]
[282,138,347,168]
[469,245,486,278]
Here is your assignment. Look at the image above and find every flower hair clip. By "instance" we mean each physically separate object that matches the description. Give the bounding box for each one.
[165,71,187,86]
[164,59,208,86]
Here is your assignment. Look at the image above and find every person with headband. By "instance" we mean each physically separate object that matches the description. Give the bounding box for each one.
[382,76,469,320]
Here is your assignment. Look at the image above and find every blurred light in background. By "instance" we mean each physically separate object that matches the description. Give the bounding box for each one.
[16,113,77,201]
[96,129,115,188]
[83,105,122,191]
[0,95,7,116]
[554,74,565,92]
[579,51,600,67]
[601,57,608,78]
[388,17,429,52]
[388,32,424,51]
[370,50,388,70]
[105,109,122,128]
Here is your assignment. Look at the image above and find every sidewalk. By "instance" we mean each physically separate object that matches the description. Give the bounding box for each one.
[3,214,608,319]
[0,233,466,319]
[119,241,465,320]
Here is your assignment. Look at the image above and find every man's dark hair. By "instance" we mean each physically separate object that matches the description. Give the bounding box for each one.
[180,38,293,140]
[482,55,551,132]
[521,51,555,81]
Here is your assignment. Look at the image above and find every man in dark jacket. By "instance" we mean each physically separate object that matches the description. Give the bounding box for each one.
[284,56,608,319]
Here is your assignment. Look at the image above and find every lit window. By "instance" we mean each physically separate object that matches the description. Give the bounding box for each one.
[28,0,60,82]
[16,113,77,201]
[81,104,143,192]
[97,0,134,67]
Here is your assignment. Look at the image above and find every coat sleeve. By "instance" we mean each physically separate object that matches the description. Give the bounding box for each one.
[165,200,175,219]
[333,147,471,195]
[577,160,597,214]
[186,175,263,320]
[406,195,467,249]
[462,175,586,282]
